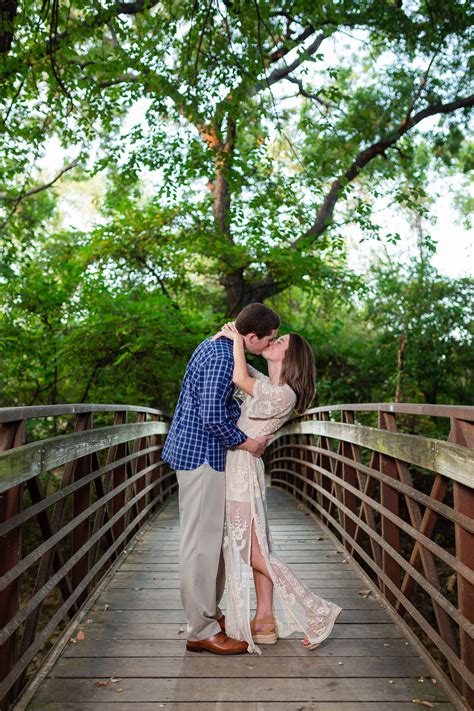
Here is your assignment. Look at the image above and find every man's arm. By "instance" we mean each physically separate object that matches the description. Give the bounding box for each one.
[201,354,269,457]
[236,435,270,458]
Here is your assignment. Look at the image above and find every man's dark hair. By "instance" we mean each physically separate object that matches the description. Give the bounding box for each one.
[235,303,280,338]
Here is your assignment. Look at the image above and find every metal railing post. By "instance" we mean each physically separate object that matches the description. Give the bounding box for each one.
[0,420,25,710]
[450,417,474,708]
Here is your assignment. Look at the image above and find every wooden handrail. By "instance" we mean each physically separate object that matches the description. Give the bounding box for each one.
[0,421,169,492]
[0,404,169,424]
[267,406,474,710]
[0,405,174,709]
[300,402,474,421]
[273,421,473,487]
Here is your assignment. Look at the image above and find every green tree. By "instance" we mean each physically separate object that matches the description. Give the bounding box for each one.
[0,221,211,409]
[365,259,473,405]
[1,1,472,313]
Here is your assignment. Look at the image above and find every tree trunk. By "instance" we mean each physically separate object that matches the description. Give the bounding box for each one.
[223,274,286,316]
[0,0,18,54]
[395,332,406,402]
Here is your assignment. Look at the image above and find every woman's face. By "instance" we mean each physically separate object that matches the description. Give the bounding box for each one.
[262,334,290,363]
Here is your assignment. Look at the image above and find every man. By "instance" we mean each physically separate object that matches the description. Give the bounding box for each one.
[162,302,280,654]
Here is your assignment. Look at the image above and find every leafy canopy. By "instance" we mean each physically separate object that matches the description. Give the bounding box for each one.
[1,0,472,313]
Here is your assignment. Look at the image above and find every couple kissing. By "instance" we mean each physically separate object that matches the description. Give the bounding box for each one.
[162,302,341,655]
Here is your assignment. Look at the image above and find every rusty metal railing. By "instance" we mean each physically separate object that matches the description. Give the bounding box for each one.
[268,403,474,710]
[0,404,174,709]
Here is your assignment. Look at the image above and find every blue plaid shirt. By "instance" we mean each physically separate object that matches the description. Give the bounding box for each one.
[162,337,247,472]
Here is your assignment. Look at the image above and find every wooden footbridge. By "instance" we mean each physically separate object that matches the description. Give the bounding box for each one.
[0,403,473,710]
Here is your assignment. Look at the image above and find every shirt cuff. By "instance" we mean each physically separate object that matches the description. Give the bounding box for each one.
[226,429,247,449]
[204,422,247,449]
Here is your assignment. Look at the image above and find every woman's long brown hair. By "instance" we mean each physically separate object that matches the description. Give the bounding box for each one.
[280,333,317,415]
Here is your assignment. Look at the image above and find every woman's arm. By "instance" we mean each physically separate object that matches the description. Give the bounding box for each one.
[212,322,256,395]
[231,331,256,396]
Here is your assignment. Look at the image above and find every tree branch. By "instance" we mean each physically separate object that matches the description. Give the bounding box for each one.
[283,74,331,108]
[400,50,439,129]
[0,0,18,54]
[296,93,474,245]
[0,0,160,81]
[0,158,80,228]
[212,26,326,121]
[256,31,326,92]
[114,0,160,15]
[267,24,315,64]
[0,158,80,203]
[98,72,140,88]
[133,255,180,309]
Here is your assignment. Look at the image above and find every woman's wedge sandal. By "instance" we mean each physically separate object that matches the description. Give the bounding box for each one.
[250,615,278,645]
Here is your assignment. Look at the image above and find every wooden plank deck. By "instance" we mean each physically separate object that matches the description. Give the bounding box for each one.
[19,488,457,710]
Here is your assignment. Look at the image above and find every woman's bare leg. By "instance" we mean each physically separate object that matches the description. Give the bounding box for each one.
[250,525,312,646]
[253,569,273,618]
[250,525,274,620]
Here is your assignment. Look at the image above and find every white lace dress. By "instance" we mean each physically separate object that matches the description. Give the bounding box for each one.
[223,367,342,654]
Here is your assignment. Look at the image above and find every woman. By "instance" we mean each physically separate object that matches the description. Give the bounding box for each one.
[213,322,342,655]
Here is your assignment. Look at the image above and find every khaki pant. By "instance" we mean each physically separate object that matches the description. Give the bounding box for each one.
[176,464,226,640]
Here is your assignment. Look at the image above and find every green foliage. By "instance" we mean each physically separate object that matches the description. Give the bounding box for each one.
[364,260,473,404]
[0,223,212,409]
[1,0,472,310]
[0,207,471,410]
[269,258,473,408]
[0,1,472,409]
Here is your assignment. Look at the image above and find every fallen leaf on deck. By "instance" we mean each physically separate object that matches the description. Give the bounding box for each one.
[358,590,372,597]
[86,619,93,624]
[94,681,111,687]
[104,604,110,611]
[411,701,434,707]
[431,678,437,684]
[76,630,85,641]
[417,677,424,683]
[177,628,184,634]
[110,677,122,683]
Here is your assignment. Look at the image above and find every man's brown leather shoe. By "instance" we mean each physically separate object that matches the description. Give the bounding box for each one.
[186,631,247,655]
[217,615,225,633]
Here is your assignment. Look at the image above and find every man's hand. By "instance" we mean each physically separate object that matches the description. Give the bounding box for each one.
[237,434,272,458]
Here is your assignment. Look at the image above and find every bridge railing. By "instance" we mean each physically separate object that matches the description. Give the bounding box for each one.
[0,404,173,709]
[268,403,474,709]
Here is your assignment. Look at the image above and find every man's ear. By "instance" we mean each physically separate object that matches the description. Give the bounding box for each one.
[241,333,256,351]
